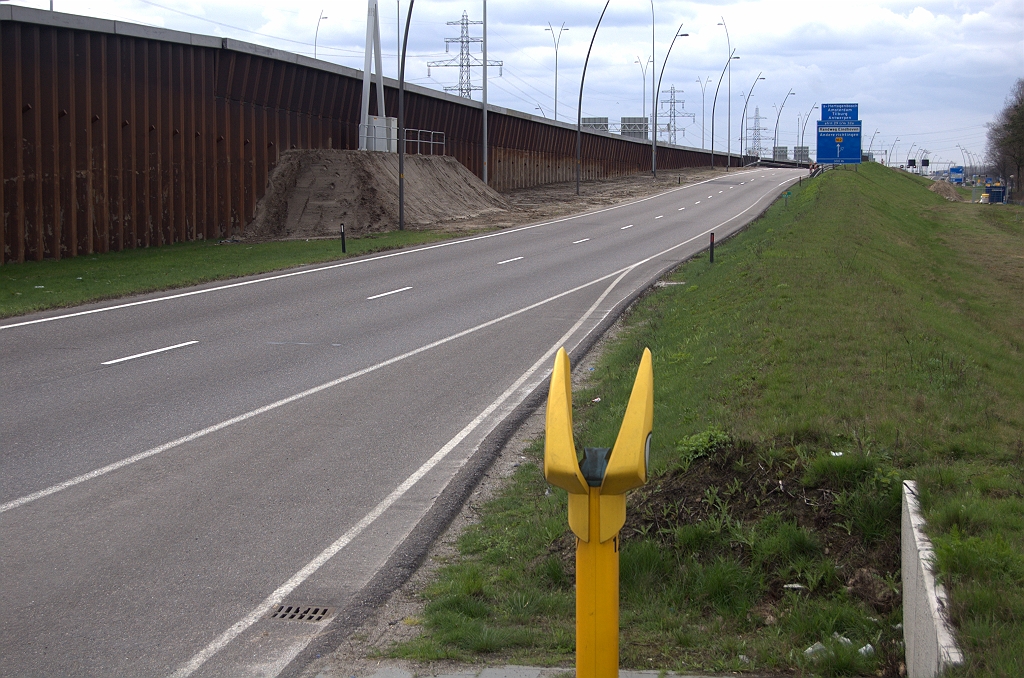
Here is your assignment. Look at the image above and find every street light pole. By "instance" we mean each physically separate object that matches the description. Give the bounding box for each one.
[888,138,900,167]
[718,18,733,170]
[545,22,568,121]
[314,10,328,60]
[577,1,611,196]
[635,57,652,119]
[906,143,916,169]
[653,23,688,177]
[482,0,489,185]
[709,49,737,169]
[398,0,416,231]
[739,72,764,164]
[696,76,711,150]
[800,102,817,148]
[649,0,655,175]
[773,88,795,156]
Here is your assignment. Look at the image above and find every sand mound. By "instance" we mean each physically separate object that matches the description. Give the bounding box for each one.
[248,150,510,240]
[929,181,964,202]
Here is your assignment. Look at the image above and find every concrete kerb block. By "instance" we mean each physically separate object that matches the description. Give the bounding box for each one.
[902,481,964,678]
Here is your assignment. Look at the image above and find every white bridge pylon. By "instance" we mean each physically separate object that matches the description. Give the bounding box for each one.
[358,0,391,151]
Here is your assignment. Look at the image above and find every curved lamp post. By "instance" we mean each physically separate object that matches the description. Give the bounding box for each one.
[696,76,711,149]
[718,18,733,170]
[709,49,738,169]
[772,88,794,158]
[652,23,688,177]
[314,10,328,60]
[649,0,655,174]
[888,138,900,167]
[956,143,968,171]
[635,56,652,119]
[576,1,611,196]
[398,0,416,230]
[739,72,764,164]
[545,22,568,121]
[800,103,818,148]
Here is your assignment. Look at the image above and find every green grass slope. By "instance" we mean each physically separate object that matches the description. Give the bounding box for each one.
[391,163,1024,676]
[0,230,463,319]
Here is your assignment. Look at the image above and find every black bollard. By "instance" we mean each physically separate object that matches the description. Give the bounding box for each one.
[341,222,346,253]
[710,232,715,263]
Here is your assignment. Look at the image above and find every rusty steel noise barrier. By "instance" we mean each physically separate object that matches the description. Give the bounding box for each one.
[1,6,736,265]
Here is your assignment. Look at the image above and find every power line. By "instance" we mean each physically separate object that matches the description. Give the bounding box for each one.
[427,11,502,99]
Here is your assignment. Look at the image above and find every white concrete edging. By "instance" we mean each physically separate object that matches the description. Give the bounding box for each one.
[902,480,964,677]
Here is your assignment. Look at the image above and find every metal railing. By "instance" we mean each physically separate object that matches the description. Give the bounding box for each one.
[358,121,398,153]
[404,129,446,155]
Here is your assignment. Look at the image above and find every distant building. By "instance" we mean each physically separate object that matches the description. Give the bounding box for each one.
[582,117,609,131]
[794,146,809,163]
[773,146,789,161]
[621,117,649,140]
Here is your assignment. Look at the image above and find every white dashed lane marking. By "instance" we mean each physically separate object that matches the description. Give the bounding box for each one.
[367,286,412,300]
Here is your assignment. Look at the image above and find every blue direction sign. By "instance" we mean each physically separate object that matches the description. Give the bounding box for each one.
[821,103,858,121]
[950,166,965,184]
[816,119,862,164]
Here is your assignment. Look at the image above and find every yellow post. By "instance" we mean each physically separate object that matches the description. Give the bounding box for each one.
[544,347,653,678]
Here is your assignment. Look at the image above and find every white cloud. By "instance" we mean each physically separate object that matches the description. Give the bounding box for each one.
[16,0,1024,162]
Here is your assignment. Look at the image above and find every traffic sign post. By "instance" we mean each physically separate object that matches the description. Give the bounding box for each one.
[544,347,654,678]
[816,122,862,164]
[816,103,861,165]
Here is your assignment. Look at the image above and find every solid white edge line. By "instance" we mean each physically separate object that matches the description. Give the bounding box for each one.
[1,171,762,332]
[1,173,792,519]
[496,257,523,265]
[366,286,412,300]
[170,266,640,678]
[101,341,198,365]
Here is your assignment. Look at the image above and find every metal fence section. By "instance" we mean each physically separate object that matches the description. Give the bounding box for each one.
[404,129,445,155]
[1,6,737,264]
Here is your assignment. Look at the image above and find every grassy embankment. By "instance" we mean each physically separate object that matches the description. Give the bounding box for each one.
[0,230,467,319]
[388,163,1024,676]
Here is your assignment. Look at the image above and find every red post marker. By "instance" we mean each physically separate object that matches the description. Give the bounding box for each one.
[710,232,715,263]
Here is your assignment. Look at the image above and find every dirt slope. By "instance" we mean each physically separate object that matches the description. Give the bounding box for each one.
[248,150,510,240]
[929,180,965,201]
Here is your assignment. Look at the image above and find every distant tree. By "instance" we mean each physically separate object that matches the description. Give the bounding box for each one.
[986,78,1024,196]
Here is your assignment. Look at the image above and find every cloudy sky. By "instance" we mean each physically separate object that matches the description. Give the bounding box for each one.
[11,0,1024,166]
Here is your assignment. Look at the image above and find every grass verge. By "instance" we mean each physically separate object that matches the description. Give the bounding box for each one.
[0,230,468,319]
[389,163,1024,676]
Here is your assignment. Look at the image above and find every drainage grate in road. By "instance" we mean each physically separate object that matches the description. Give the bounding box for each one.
[268,604,335,623]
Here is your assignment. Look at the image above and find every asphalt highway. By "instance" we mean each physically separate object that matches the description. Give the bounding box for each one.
[0,167,804,677]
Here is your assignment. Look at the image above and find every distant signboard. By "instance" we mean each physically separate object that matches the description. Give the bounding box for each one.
[816,121,862,164]
[950,166,965,184]
[821,103,858,121]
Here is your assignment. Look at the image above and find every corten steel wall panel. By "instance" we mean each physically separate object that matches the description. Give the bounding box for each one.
[2,17,732,263]
[1,24,6,264]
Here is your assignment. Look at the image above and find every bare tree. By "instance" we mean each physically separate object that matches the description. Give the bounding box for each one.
[986,78,1024,198]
